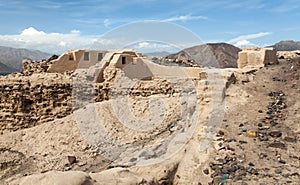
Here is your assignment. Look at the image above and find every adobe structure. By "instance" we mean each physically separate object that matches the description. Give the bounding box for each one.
[237,47,277,68]
[22,49,204,81]
[1,49,208,131]
[23,49,142,75]
[2,47,280,131]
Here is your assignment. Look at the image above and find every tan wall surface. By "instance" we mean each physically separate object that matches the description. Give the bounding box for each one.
[237,48,277,68]
[48,50,108,73]
[48,50,84,73]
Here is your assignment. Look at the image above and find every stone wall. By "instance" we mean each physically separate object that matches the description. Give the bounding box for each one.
[237,47,277,68]
[0,73,73,130]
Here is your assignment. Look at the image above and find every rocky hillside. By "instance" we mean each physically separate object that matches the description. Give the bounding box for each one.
[0,46,51,72]
[268,40,300,51]
[0,62,15,75]
[158,43,241,68]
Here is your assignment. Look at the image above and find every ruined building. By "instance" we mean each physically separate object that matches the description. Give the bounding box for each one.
[237,47,277,68]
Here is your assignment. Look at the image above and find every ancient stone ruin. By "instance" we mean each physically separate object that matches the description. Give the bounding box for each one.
[237,47,277,68]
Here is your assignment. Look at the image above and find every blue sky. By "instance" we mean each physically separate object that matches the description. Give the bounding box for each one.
[0,0,300,54]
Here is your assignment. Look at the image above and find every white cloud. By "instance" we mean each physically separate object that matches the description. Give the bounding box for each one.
[228,32,272,48]
[127,41,179,53]
[137,42,150,48]
[70,30,81,34]
[163,14,208,22]
[21,27,46,36]
[58,41,66,47]
[234,40,255,48]
[0,27,100,54]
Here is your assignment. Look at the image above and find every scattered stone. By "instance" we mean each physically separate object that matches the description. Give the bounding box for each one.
[212,176,222,185]
[226,73,237,88]
[268,142,286,150]
[290,172,300,177]
[275,169,282,174]
[248,162,255,166]
[67,156,76,165]
[247,130,258,137]
[203,168,209,175]
[269,130,282,138]
[217,130,225,137]
[240,128,247,132]
[278,159,286,164]
[259,152,268,159]
[220,174,229,184]
[239,140,248,144]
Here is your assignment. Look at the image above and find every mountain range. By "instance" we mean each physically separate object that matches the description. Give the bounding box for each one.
[0,46,51,74]
[268,40,300,51]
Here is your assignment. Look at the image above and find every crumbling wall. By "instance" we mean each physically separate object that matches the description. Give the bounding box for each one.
[22,59,52,76]
[0,74,73,130]
[0,68,188,131]
[237,48,277,68]
[22,55,59,76]
[277,50,300,59]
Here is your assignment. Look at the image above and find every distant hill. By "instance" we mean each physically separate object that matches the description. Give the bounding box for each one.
[0,61,16,75]
[0,46,51,72]
[164,43,241,68]
[268,40,300,51]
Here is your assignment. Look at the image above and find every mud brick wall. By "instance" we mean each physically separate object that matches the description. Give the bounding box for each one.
[0,73,113,131]
[0,69,201,131]
[0,76,73,131]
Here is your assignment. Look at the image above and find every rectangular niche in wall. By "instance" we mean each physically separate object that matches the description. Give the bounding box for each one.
[84,52,89,61]
[122,56,126,64]
[69,53,74,61]
[98,53,103,61]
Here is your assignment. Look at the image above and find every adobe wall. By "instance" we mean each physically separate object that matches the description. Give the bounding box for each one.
[0,73,111,131]
[22,50,109,76]
[237,47,277,68]
[22,59,52,76]
[0,73,72,130]
[0,66,199,131]
[47,50,84,73]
